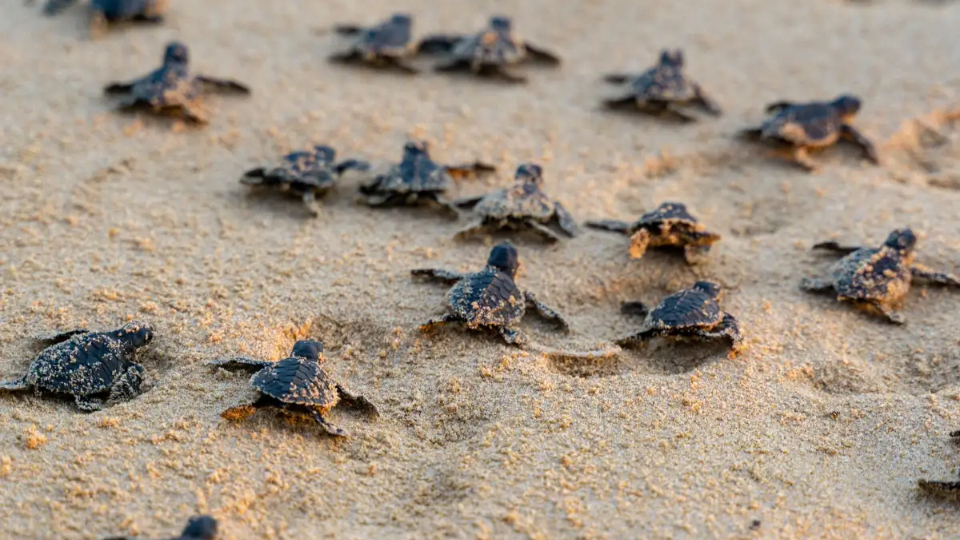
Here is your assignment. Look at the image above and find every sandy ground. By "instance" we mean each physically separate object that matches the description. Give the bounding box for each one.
[2,0,960,538]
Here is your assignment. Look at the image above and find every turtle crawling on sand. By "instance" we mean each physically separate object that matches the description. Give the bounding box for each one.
[43,0,167,37]
[413,242,568,345]
[211,340,378,437]
[454,164,579,242]
[104,42,250,124]
[801,228,960,324]
[0,322,154,411]
[103,515,218,540]
[739,94,879,170]
[330,13,419,73]
[618,281,743,351]
[418,16,560,83]
[359,140,495,215]
[241,145,369,216]
[602,49,721,122]
[587,202,720,264]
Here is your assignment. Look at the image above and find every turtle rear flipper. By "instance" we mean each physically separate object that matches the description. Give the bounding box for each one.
[445,161,497,179]
[528,221,563,242]
[210,356,274,372]
[812,241,862,255]
[910,264,960,287]
[616,327,661,346]
[109,363,144,403]
[764,101,796,114]
[196,76,251,95]
[0,377,30,392]
[335,158,370,175]
[74,394,104,412]
[523,42,561,65]
[43,0,78,15]
[333,24,364,35]
[800,277,835,293]
[35,328,90,344]
[585,219,632,235]
[411,268,465,284]
[416,34,462,54]
[310,410,347,437]
[738,127,764,140]
[620,301,649,317]
[554,202,580,237]
[104,81,136,95]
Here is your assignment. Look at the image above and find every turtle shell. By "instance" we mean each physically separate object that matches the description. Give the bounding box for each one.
[27,333,129,396]
[449,268,526,328]
[129,64,199,109]
[630,63,697,103]
[761,102,842,147]
[366,153,450,195]
[94,0,165,19]
[473,182,555,221]
[353,16,413,59]
[637,202,698,227]
[646,288,724,331]
[449,28,523,67]
[250,355,339,408]
[829,247,911,302]
[272,148,338,189]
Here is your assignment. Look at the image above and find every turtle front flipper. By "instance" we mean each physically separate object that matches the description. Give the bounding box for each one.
[602,73,634,84]
[839,124,879,165]
[335,159,371,175]
[110,363,145,403]
[700,313,744,353]
[603,94,640,110]
[500,326,526,345]
[812,241,862,255]
[420,314,461,333]
[737,127,764,140]
[693,83,722,116]
[628,229,652,259]
[445,161,497,179]
[210,357,274,372]
[180,101,211,124]
[411,268,465,284]
[523,42,561,65]
[764,101,796,114]
[524,291,569,330]
[74,394,104,412]
[329,50,362,64]
[528,221,563,242]
[416,34,463,54]
[0,377,30,392]
[616,328,661,346]
[585,219,632,235]
[335,383,379,417]
[220,403,258,422]
[333,24,364,35]
[620,302,649,317]
[452,195,485,209]
[43,0,78,15]
[910,264,960,287]
[432,195,466,218]
[35,328,90,344]
[553,202,581,237]
[863,301,906,325]
[195,76,251,95]
[310,410,347,437]
[386,58,420,75]
[663,104,699,123]
[104,81,137,95]
[480,65,527,84]
[302,190,322,217]
[434,58,471,74]
[800,277,835,293]
[454,219,490,240]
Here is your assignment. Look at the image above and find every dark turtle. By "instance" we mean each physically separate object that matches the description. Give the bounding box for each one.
[104,42,250,124]
[587,202,721,264]
[801,228,960,324]
[602,49,722,122]
[0,322,154,411]
[740,94,879,171]
[103,515,218,540]
[918,430,960,501]
[454,164,580,242]
[417,16,560,83]
[210,340,378,437]
[43,0,166,36]
[330,13,419,74]
[359,140,495,215]
[617,281,743,351]
[413,242,568,345]
[241,145,370,216]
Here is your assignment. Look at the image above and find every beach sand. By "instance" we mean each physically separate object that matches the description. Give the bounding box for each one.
[2,0,960,538]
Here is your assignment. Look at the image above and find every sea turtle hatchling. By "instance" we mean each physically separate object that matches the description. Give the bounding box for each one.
[586,202,721,264]
[241,145,370,216]
[617,281,744,352]
[417,16,561,83]
[602,49,722,122]
[210,340,378,437]
[359,140,495,215]
[329,13,419,74]
[43,0,167,37]
[413,242,568,345]
[104,42,250,124]
[103,515,218,540]
[0,322,154,411]
[739,94,879,171]
[917,430,960,502]
[454,164,580,242]
[801,228,960,324]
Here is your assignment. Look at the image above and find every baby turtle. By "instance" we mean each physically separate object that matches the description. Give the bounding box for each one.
[617,281,743,351]
[330,13,418,74]
[43,0,166,37]
[103,515,218,540]
[740,94,879,171]
[359,140,495,215]
[454,164,580,242]
[104,42,250,124]
[602,49,722,121]
[0,322,154,411]
[917,431,960,502]
[413,242,568,345]
[801,228,960,324]
[418,16,560,83]
[587,202,721,264]
[210,340,378,437]
[241,145,369,216]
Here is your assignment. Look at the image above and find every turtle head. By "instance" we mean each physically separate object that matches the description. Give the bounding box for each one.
[487,241,520,277]
[883,228,916,254]
[115,322,154,349]
[390,13,413,28]
[515,163,543,187]
[659,49,684,68]
[692,281,722,300]
[831,94,862,117]
[490,16,513,32]
[403,140,429,160]
[291,340,324,362]
[163,42,189,67]
[181,516,218,540]
[313,145,336,162]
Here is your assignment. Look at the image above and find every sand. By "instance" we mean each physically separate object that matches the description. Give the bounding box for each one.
[2,0,960,538]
